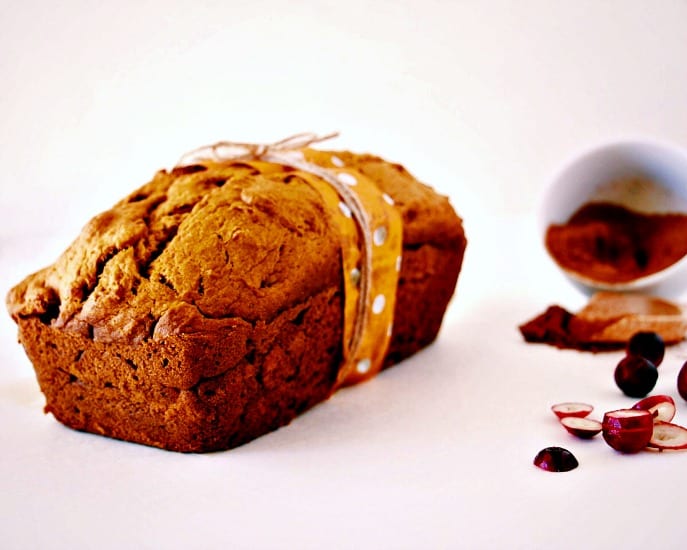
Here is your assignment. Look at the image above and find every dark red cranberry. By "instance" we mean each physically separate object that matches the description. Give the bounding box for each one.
[627,331,665,367]
[614,355,658,397]
[678,361,687,402]
[533,446,579,472]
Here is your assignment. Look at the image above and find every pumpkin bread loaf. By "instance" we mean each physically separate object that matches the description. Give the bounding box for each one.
[7,149,466,452]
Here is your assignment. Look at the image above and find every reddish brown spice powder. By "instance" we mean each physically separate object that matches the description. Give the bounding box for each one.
[545,202,687,283]
[518,305,625,352]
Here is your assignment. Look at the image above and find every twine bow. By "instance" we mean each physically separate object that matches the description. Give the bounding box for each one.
[177,132,341,166]
[176,132,379,386]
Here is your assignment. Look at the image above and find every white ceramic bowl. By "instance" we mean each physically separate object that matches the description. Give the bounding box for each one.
[538,139,687,298]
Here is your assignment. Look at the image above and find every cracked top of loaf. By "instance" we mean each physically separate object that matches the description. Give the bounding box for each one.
[7,150,463,344]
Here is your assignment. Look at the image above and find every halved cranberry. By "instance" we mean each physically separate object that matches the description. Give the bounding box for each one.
[560,416,602,439]
[648,421,687,450]
[631,395,676,423]
[551,402,594,420]
[533,446,579,472]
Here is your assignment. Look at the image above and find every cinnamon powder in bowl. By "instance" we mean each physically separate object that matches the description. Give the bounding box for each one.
[545,201,687,284]
[539,140,687,298]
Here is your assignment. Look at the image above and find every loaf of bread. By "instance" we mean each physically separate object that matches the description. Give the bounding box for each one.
[7,145,466,452]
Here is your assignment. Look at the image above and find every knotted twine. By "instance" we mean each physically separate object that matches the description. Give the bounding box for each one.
[177,133,402,387]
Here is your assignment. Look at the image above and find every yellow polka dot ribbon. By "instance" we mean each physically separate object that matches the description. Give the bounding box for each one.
[177,133,402,387]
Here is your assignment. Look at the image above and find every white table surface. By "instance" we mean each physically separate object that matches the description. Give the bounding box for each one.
[3,1,687,548]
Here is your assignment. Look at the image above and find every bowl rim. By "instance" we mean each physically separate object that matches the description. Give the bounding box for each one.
[539,136,687,229]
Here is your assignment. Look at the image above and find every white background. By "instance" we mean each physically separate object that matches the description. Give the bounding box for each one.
[3,1,687,548]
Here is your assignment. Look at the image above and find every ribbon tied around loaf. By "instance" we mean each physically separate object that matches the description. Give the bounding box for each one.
[177,133,402,387]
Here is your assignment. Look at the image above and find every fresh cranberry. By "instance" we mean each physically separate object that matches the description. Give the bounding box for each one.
[677,361,687,402]
[614,355,658,397]
[627,331,665,367]
[533,446,579,472]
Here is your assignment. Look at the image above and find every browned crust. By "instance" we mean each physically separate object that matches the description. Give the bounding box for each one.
[15,243,462,452]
